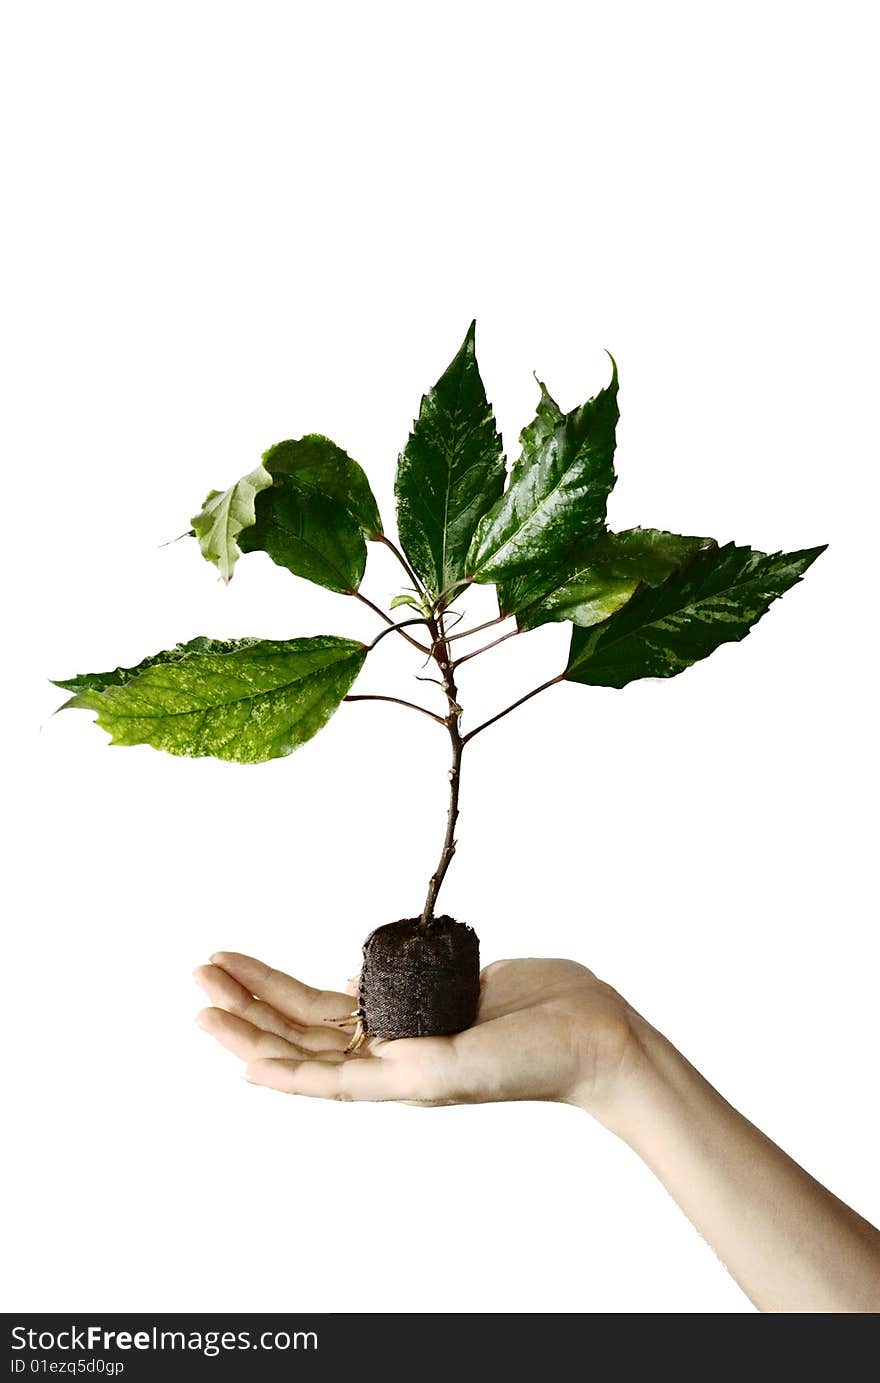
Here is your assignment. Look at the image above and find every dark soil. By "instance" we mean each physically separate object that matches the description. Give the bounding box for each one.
[358,916,480,1039]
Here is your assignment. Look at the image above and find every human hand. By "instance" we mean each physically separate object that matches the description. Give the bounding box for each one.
[194,952,643,1120]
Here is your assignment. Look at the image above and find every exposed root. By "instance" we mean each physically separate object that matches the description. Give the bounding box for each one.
[323,1007,368,1053]
[344,1013,367,1054]
[323,1009,360,1030]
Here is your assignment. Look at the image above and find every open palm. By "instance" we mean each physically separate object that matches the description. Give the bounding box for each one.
[195,951,638,1111]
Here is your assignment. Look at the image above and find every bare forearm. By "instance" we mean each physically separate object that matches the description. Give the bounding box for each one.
[596,1020,880,1313]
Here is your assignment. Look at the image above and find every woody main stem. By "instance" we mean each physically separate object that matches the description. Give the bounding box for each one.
[373,544,558,925]
[420,606,464,927]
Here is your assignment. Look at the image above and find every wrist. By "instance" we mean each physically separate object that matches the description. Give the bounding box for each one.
[573,1006,696,1149]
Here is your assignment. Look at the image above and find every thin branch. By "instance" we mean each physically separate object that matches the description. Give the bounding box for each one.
[432,576,473,611]
[377,536,472,622]
[377,534,428,600]
[367,615,433,654]
[354,589,396,624]
[441,610,513,645]
[462,674,564,745]
[353,591,431,654]
[420,606,463,924]
[453,627,519,669]
[344,694,446,726]
[442,608,466,630]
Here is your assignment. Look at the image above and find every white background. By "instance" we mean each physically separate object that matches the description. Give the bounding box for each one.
[2,1,877,1315]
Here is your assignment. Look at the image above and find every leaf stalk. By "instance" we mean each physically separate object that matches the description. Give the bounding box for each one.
[462,674,564,745]
[440,610,513,645]
[453,627,519,669]
[344,694,445,726]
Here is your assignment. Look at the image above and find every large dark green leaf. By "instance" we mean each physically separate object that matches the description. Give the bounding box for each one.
[262,434,382,537]
[395,321,505,599]
[502,528,714,631]
[565,543,826,689]
[514,379,564,464]
[466,359,619,583]
[239,483,366,593]
[191,464,273,583]
[54,636,367,763]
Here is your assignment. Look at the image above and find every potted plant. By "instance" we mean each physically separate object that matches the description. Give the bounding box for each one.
[54,324,824,1047]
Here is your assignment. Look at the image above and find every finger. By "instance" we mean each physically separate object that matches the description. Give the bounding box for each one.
[195,965,292,1037]
[245,1054,424,1102]
[210,952,353,1026]
[194,965,350,1053]
[197,1008,325,1063]
[197,1008,301,1061]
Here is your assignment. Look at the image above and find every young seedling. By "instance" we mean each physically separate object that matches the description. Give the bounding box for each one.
[54,324,825,1042]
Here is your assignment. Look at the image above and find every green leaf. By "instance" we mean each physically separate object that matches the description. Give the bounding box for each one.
[54,636,367,763]
[517,378,564,457]
[467,360,619,583]
[565,543,826,689]
[53,637,228,694]
[191,464,273,583]
[239,483,366,593]
[390,593,422,610]
[395,321,505,599]
[502,528,715,631]
[263,434,382,537]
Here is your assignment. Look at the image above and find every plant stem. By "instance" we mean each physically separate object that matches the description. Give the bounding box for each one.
[376,539,541,920]
[353,591,431,654]
[453,627,519,669]
[344,694,445,726]
[462,674,564,745]
[420,607,464,927]
[358,544,465,918]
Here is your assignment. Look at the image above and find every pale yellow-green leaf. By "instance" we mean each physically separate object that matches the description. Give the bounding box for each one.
[191,463,273,582]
